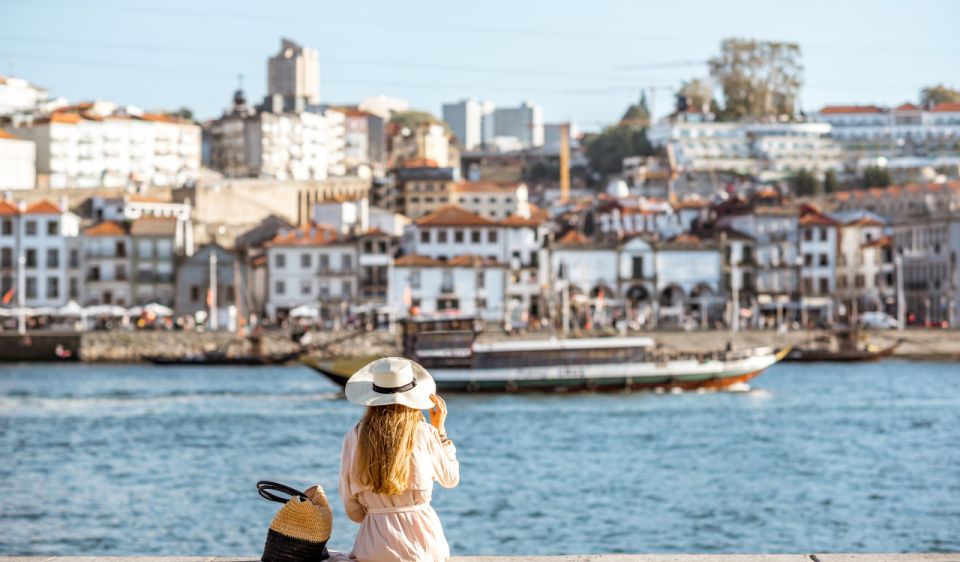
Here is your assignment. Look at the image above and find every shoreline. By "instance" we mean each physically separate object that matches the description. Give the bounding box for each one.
[1,328,959,363]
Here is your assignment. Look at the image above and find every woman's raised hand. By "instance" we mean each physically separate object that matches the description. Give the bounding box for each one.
[428,394,447,436]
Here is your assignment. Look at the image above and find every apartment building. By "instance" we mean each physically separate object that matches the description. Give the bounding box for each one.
[0,130,36,190]
[389,254,506,322]
[130,217,177,306]
[82,221,132,306]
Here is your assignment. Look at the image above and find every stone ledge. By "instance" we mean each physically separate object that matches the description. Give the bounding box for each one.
[0,553,960,562]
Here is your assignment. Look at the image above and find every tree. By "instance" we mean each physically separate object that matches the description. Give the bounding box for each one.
[791,169,820,196]
[585,125,653,177]
[678,79,715,114]
[920,84,960,108]
[176,107,195,122]
[708,38,803,121]
[620,91,650,127]
[823,169,839,193]
[391,110,450,134]
[862,165,891,189]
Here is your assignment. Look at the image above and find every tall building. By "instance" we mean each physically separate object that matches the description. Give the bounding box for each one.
[0,130,35,190]
[442,99,494,150]
[0,76,50,116]
[493,101,544,148]
[267,38,320,107]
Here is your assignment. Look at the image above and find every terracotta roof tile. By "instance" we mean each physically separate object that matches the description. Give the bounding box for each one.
[84,221,128,237]
[894,103,920,112]
[267,223,340,247]
[799,212,837,226]
[414,204,499,227]
[556,230,590,245]
[393,254,444,267]
[24,200,61,214]
[447,254,502,267]
[0,200,20,216]
[451,181,521,194]
[818,105,885,115]
[130,216,177,236]
[400,158,438,168]
[931,102,960,113]
[0,129,22,140]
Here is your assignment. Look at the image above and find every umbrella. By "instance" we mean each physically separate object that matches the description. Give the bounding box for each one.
[83,304,128,317]
[58,300,83,316]
[289,304,320,319]
[144,303,173,317]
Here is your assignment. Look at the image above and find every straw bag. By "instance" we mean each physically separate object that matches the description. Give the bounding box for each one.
[258,480,332,562]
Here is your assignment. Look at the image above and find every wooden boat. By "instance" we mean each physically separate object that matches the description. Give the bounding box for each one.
[143,351,299,366]
[301,316,790,393]
[785,329,902,362]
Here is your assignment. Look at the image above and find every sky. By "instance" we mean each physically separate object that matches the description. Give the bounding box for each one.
[2,0,959,131]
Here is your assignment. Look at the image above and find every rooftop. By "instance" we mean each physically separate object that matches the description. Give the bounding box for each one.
[414,205,499,227]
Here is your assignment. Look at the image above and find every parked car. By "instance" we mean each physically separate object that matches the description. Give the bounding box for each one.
[859,311,899,329]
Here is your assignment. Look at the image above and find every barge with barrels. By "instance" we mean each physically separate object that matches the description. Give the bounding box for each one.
[302,316,790,393]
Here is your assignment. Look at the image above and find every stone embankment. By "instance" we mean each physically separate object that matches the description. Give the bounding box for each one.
[0,554,955,561]
[75,328,960,362]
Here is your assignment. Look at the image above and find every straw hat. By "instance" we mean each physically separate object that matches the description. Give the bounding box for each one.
[345,357,436,409]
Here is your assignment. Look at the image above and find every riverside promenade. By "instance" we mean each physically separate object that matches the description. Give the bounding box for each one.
[1,555,956,561]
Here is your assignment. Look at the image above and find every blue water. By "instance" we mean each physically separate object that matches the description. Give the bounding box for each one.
[1,361,958,556]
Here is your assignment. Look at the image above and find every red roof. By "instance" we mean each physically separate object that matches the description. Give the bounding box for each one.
[393,254,444,267]
[862,235,892,248]
[452,181,520,194]
[24,200,61,214]
[556,230,590,245]
[400,158,438,169]
[268,224,339,247]
[0,200,20,216]
[894,103,920,112]
[414,205,498,227]
[0,129,21,140]
[799,212,837,226]
[932,102,960,113]
[84,221,128,237]
[447,254,501,267]
[818,105,885,115]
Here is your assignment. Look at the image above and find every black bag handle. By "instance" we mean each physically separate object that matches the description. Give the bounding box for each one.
[257,480,310,504]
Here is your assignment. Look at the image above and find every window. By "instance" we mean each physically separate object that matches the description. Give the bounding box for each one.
[26,276,37,298]
[1,219,11,236]
[319,254,329,271]
[190,285,201,302]
[441,270,454,291]
[487,230,498,243]
[25,248,36,268]
[115,241,127,257]
[1,248,11,268]
[47,276,59,299]
[47,220,59,236]
[69,277,79,298]
[476,270,485,289]
[632,256,643,279]
[275,280,286,295]
[364,241,373,253]
[378,241,387,253]
[342,281,352,297]
[438,230,448,243]
[819,229,828,241]
[301,280,311,295]
[301,253,312,268]
[454,230,464,243]
[275,253,286,268]
[410,270,420,288]
[69,249,79,268]
[804,229,813,241]
[804,254,812,267]
[116,265,127,280]
[471,230,481,243]
[46,249,59,268]
[420,230,430,244]
[819,254,828,266]
[25,221,37,236]
[342,255,352,272]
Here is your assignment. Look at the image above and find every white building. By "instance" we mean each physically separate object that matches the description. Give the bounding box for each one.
[647,119,844,181]
[268,38,320,107]
[450,181,529,220]
[264,224,358,320]
[405,205,507,262]
[82,221,132,306]
[835,214,895,320]
[0,130,36,189]
[0,76,49,116]
[892,216,959,326]
[814,103,960,144]
[88,194,193,255]
[442,99,494,150]
[389,254,506,322]
[833,180,960,219]
[11,103,201,189]
[390,123,455,169]
[493,102,544,148]
[312,197,409,237]
[0,199,82,309]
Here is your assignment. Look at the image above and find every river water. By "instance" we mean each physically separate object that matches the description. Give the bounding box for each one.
[1,361,958,556]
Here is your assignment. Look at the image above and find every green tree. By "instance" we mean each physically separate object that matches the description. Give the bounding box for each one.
[920,84,960,108]
[620,91,650,126]
[791,169,820,196]
[176,107,195,122]
[862,165,891,188]
[823,169,839,193]
[391,110,450,134]
[678,78,715,114]
[709,38,803,120]
[585,126,653,176]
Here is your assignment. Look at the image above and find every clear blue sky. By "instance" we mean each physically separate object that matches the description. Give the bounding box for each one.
[2,0,958,130]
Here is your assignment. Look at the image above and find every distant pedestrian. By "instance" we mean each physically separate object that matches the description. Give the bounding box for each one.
[339,357,459,562]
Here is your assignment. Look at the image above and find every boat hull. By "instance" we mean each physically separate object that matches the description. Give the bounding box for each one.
[301,347,788,393]
[784,341,901,362]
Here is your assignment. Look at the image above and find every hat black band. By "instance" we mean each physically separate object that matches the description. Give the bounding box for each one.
[372,379,417,394]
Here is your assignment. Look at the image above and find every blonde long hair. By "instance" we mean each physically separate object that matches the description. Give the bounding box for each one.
[356,404,422,495]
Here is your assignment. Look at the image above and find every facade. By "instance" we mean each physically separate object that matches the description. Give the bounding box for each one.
[835,216,895,320]
[442,99,494,150]
[647,118,844,180]
[174,244,242,325]
[11,103,201,189]
[492,102,544,148]
[82,221,132,306]
[798,209,839,323]
[449,181,529,220]
[0,76,49,116]
[389,254,506,322]
[0,130,36,189]
[390,123,456,169]
[339,109,386,177]
[0,200,81,309]
[814,103,960,150]
[390,160,458,217]
[357,230,394,305]
[832,181,960,219]
[267,38,320,107]
[264,224,358,320]
[88,194,193,255]
[130,217,177,306]
[891,217,958,326]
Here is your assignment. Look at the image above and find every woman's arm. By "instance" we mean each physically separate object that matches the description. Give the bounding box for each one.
[426,424,460,489]
[339,429,366,523]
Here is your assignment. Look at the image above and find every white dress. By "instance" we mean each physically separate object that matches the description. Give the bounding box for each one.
[339,421,460,562]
